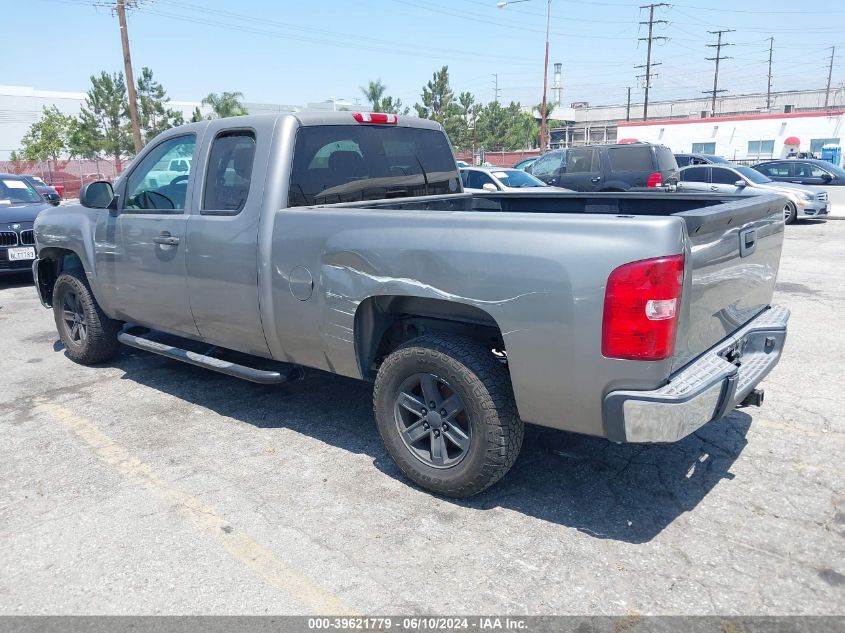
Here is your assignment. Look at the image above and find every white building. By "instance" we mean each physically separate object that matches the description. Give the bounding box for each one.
[616,111,844,165]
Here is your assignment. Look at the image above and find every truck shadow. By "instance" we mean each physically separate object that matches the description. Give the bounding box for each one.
[110,348,751,545]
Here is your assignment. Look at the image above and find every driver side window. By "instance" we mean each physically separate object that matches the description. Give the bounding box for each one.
[124,135,196,212]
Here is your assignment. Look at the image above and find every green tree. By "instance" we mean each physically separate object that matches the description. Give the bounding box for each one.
[379,96,410,115]
[415,66,462,143]
[504,103,539,150]
[9,150,21,162]
[454,91,481,152]
[202,91,248,118]
[360,79,387,113]
[72,71,133,166]
[190,107,205,123]
[20,106,73,163]
[136,67,183,143]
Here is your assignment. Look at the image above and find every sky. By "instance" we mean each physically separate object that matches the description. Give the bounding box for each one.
[3,0,844,110]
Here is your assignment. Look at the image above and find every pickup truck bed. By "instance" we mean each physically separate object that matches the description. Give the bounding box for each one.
[32,112,789,497]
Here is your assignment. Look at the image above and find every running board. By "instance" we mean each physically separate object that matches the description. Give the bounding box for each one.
[117,331,291,384]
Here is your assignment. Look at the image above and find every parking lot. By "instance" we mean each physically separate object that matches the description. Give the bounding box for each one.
[1,219,843,616]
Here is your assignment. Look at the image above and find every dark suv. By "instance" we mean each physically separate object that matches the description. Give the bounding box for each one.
[527,143,678,191]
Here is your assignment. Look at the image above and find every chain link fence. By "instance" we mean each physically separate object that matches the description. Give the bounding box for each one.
[0,159,128,200]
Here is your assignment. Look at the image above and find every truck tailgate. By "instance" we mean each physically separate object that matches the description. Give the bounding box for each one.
[673,193,785,370]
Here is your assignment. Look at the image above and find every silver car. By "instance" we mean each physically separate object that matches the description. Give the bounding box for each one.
[677,164,829,224]
[460,167,568,193]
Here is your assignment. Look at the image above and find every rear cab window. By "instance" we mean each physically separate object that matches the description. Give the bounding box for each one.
[288,125,460,206]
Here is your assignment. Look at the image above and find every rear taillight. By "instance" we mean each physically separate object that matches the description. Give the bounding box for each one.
[353,112,398,124]
[602,254,684,361]
[646,172,663,187]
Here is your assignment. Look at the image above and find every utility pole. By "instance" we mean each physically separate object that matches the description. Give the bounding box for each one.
[766,37,774,110]
[635,3,669,121]
[117,0,142,154]
[704,29,734,117]
[825,46,836,108]
[492,73,500,104]
[626,87,632,122]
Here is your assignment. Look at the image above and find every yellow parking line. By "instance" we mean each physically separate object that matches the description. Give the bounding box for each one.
[34,401,357,615]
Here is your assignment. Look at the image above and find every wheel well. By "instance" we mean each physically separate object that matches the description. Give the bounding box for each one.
[354,296,505,380]
[35,248,82,306]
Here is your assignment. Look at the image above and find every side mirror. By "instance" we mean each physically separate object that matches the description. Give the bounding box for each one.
[79,181,115,209]
[482,183,498,192]
[735,180,747,188]
[821,173,833,182]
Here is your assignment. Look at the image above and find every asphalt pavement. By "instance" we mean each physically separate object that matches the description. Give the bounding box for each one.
[1,219,843,615]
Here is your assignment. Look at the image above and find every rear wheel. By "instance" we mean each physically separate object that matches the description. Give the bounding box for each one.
[373,333,523,497]
[53,270,121,364]
[783,201,797,225]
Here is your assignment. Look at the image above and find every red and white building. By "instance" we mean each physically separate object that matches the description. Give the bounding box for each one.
[616,110,844,165]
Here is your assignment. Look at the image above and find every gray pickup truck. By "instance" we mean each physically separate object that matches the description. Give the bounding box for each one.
[33,112,789,497]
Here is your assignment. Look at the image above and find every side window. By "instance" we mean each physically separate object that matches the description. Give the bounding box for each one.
[711,168,740,185]
[124,135,196,212]
[809,164,829,178]
[530,151,564,178]
[202,131,257,214]
[681,167,709,182]
[566,147,598,174]
[760,163,791,177]
[460,171,470,188]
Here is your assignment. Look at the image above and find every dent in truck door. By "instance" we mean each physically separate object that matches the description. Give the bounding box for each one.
[185,125,270,357]
[110,134,200,337]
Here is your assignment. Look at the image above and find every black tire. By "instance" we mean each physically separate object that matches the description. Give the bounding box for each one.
[783,201,797,225]
[373,333,523,498]
[53,270,121,364]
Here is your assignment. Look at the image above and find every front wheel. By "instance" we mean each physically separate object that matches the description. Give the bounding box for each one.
[53,270,121,364]
[783,201,797,225]
[373,334,524,498]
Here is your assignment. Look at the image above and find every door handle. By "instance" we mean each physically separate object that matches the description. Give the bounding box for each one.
[710,186,718,191]
[590,177,601,183]
[153,231,180,246]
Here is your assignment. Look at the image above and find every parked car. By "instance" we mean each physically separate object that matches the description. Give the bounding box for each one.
[677,164,828,224]
[527,143,679,191]
[674,153,730,167]
[512,157,538,171]
[0,174,51,276]
[752,159,845,187]
[34,112,788,497]
[460,167,565,193]
[20,175,61,206]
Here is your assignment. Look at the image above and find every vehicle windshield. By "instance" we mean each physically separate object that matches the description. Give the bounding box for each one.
[492,169,546,188]
[735,165,772,184]
[28,175,48,186]
[0,177,42,203]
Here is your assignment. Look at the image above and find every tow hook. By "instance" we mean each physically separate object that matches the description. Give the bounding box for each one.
[741,388,765,407]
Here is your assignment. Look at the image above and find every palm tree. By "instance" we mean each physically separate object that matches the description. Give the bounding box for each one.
[360,80,387,113]
[202,91,248,119]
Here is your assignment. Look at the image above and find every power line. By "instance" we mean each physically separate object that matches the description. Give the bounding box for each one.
[635,3,669,121]
[703,29,734,116]
[492,74,501,104]
[825,46,836,108]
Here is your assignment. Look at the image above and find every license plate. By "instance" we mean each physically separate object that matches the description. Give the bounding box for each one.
[7,247,35,261]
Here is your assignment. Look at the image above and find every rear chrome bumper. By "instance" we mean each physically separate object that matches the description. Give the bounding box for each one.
[604,305,790,443]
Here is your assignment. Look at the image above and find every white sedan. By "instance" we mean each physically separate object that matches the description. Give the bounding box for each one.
[460,167,569,193]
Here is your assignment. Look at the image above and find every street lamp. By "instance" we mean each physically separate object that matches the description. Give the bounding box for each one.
[498,0,552,150]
